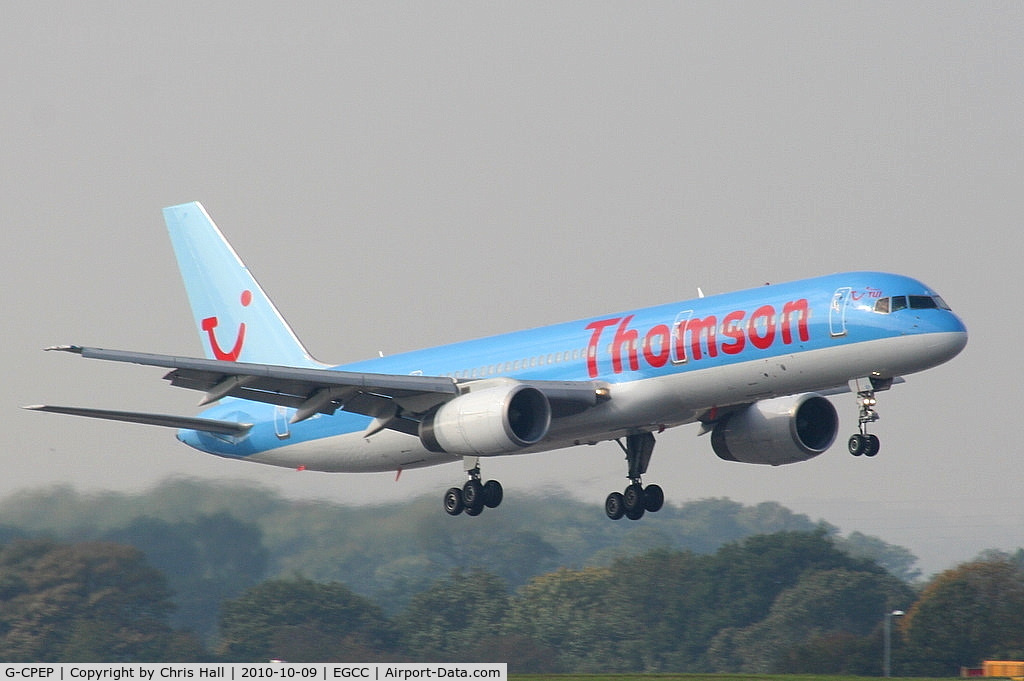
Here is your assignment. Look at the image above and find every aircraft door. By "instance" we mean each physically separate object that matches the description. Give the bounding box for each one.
[671,310,693,364]
[829,287,852,337]
[274,405,291,440]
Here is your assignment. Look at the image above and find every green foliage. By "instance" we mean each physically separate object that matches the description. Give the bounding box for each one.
[218,576,395,662]
[0,479,942,668]
[835,531,923,583]
[0,483,1018,673]
[101,512,269,640]
[702,529,882,633]
[900,554,1024,676]
[0,539,205,661]
[774,631,883,675]
[708,568,914,672]
[497,531,907,673]
[396,568,509,659]
[504,566,621,672]
[0,480,899,615]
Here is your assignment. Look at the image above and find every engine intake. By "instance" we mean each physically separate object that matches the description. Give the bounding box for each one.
[711,393,838,466]
[420,384,551,456]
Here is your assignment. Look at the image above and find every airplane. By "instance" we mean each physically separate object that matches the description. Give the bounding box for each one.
[27,202,968,520]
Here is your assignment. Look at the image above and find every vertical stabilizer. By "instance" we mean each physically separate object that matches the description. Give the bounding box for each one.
[163,202,320,367]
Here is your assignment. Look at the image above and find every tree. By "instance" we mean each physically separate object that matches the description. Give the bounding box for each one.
[104,512,269,640]
[395,568,508,660]
[901,555,1024,676]
[835,531,922,583]
[503,566,622,672]
[0,481,918,619]
[0,539,202,661]
[218,577,395,662]
[707,568,914,672]
[698,529,884,639]
[599,548,711,671]
[501,531,903,673]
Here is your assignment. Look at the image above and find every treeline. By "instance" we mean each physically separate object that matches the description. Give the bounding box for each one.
[0,478,919,636]
[219,530,914,669]
[0,531,1022,674]
[0,480,1019,672]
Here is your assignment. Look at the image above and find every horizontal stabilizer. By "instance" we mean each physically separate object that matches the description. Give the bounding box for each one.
[23,405,252,435]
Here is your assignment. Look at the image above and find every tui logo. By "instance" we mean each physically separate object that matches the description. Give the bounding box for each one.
[201,290,252,361]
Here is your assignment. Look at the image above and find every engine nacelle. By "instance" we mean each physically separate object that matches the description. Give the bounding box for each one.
[419,384,551,456]
[711,393,838,466]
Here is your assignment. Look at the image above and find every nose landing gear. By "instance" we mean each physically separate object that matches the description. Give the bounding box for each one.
[848,380,889,457]
[606,432,665,520]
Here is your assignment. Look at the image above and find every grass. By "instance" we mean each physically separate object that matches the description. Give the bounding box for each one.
[510,675,964,681]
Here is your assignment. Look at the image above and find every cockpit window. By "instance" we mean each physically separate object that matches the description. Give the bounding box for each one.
[874,294,951,314]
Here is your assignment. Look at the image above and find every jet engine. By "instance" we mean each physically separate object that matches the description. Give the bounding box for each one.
[420,383,552,456]
[711,393,838,466]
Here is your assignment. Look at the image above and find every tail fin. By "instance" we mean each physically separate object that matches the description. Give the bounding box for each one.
[163,202,320,367]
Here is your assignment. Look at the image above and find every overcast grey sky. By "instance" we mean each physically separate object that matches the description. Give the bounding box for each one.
[3,3,1021,575]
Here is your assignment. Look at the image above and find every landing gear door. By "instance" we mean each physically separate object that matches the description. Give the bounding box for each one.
[829,287,852,337]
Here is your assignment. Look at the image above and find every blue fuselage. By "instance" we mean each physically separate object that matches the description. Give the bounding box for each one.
[180,271,967,472]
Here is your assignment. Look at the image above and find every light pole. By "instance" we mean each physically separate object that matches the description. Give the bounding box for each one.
[884,609,905,677]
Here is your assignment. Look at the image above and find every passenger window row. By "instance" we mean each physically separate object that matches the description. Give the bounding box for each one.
[446,346,588,379]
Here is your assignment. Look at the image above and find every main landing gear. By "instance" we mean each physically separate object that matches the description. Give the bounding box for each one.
[443,459,503,517]
[605,432,664,521]
[848,386,882,457]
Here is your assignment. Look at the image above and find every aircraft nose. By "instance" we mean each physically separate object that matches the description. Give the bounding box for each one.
[934,329,968,361]
[918,314,968,365]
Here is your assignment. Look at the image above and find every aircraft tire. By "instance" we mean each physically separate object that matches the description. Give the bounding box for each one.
[623,483,645,513]
[482,480,503,508]
[644,484,665,513]
[848,434,866,456]
[626,505,645,520]
[443,488,464,516]
[605,492,626,520]
[462,479,484,511]
[864,434,880,457]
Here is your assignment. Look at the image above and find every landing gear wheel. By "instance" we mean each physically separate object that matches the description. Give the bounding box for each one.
[643,484,665,513]
[482,480,503,509]
[626,505,645,521]
[444,461,504,519]
[605,432,665,521]
[864,434,880,457]
[462,479,484,512]
[605,492,626,520]
[849,433,881,457]
[849,384,886,459]
[623,483,646,513]
[848,433,866,456]
[443,488,464,516]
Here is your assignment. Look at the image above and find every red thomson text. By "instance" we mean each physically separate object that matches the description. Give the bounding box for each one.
[584,299,811,378]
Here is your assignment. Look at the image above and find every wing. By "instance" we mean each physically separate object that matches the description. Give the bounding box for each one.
[23,404,252,435]
[43,346,607,437]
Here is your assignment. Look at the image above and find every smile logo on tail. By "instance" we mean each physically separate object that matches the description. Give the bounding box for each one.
[202,290,252,361]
